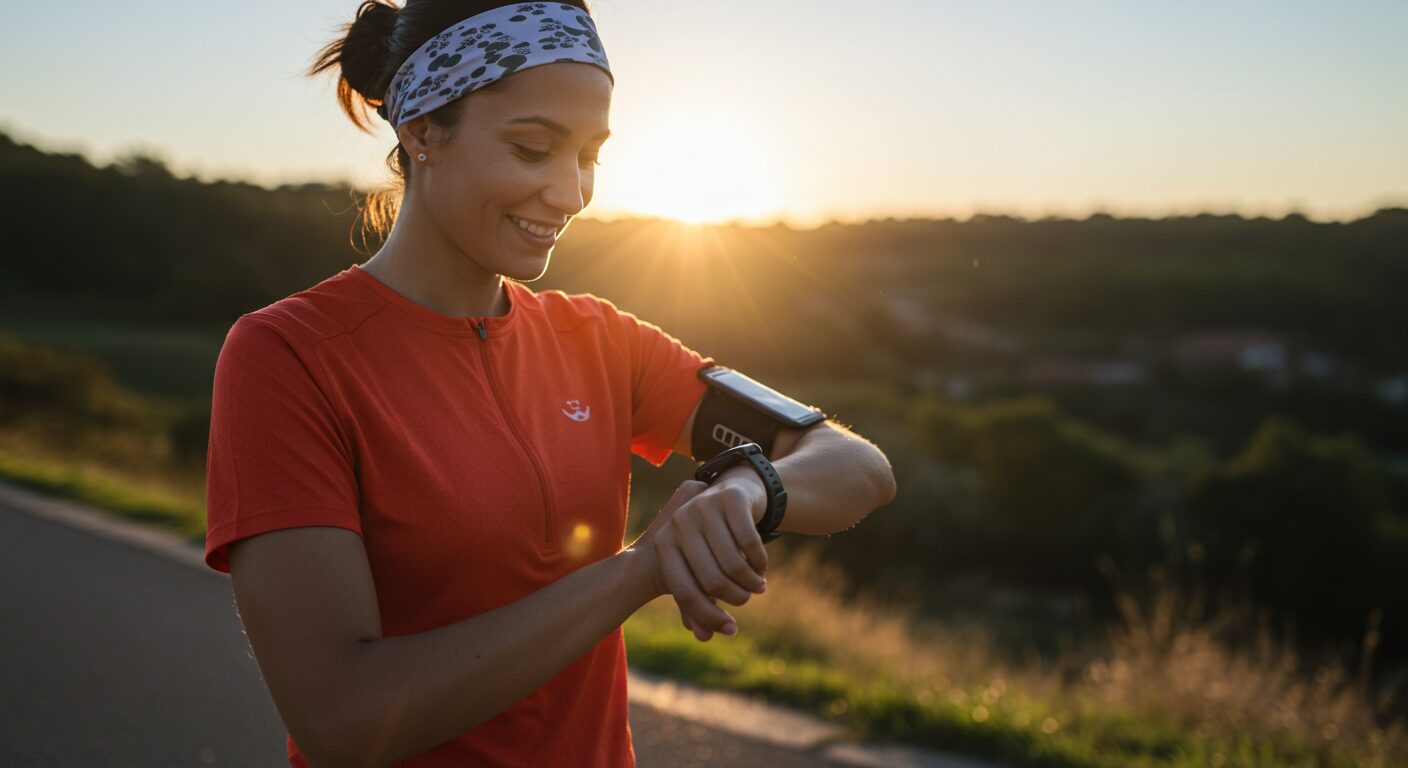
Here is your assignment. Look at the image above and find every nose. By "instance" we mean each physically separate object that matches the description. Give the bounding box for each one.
[541,157,590,217]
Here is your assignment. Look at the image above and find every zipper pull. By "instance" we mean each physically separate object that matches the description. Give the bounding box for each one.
[476,320,488,340]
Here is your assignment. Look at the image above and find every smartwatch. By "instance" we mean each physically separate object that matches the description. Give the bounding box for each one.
[694,442,787,543]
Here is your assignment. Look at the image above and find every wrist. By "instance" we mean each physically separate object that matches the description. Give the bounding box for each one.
[717,464,768,525]
[621,544,665,603]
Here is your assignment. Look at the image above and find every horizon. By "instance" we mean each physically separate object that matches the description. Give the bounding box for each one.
[6,124,1402,231]
[5,118,1403,230]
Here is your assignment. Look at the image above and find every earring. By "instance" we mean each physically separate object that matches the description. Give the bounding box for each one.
[417,153,427,162]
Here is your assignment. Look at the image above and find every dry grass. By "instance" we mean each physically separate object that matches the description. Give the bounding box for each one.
[717,544,1408,766]
[0,421,206,501]
[1081,577,1407,763]
[726,544,1001,688]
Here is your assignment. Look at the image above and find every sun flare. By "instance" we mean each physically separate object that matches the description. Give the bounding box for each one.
[604,108,782,225]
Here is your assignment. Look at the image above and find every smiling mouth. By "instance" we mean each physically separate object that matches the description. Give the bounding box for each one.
[507,215,562,238]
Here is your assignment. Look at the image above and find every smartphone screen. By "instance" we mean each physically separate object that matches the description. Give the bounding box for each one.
[700,367,824,427]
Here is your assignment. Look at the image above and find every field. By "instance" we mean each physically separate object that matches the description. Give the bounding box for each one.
[1,402,1402,767]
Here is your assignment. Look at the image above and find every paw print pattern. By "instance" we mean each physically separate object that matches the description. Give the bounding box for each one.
[427,53,461,72]
[536,14,606,57]
[422,29,456,60]
[383,4,612,127]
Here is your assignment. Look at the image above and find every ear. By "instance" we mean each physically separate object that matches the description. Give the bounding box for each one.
[396,115,435,160]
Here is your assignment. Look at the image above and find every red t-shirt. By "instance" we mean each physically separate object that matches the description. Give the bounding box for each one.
[205,263,713,766]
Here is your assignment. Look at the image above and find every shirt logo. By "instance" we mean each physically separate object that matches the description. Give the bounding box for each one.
[562,399,591,422]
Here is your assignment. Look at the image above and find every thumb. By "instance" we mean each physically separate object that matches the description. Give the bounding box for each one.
[637,480,709,545]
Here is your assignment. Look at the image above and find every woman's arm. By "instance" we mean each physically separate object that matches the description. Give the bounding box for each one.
[673,400,897,536]
[228,484,704,768]
[756,419,898,535]
[661,408,896,641]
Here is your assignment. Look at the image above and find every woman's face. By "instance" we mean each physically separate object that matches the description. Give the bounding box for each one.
[400,62,612,282]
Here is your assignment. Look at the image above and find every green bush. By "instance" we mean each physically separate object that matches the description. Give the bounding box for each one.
[0,330,153,433]
[907,396,1154,587]
[1189,415,1402,646]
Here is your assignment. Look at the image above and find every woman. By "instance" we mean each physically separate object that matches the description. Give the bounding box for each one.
[204,1,897,765]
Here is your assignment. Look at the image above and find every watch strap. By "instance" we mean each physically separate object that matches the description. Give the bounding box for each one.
[693,443,787,543]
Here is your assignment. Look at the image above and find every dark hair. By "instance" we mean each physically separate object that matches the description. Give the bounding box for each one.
[308,0,595,245]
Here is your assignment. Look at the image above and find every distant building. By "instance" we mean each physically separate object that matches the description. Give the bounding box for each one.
[933,314,1024,353]
[1173,331,1290,372]
[1023,358,1147,387]
[887,297,934,334]
[1299,352,1334,380]
[1379,375,1408,405]
[1171,330,1338,386]
[944,375,973,400]
[1091,361,1146,385]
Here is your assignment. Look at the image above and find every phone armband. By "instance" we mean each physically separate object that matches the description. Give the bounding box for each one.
[690,365,826,459]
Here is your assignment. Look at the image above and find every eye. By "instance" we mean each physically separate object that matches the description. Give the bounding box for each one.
[512,144,603,168]
[512,144,549,162]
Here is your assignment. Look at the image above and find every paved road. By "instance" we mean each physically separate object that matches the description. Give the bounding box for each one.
[0,488,881,767]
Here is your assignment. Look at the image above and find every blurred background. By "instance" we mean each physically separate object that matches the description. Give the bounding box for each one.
[2,1,1406,766]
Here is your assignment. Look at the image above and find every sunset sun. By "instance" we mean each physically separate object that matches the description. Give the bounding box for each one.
[605,108,782,225]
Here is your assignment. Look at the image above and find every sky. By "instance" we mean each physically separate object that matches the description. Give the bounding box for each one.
[1,0,1405,227]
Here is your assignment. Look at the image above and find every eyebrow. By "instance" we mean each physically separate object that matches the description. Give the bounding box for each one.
[506,116,610,141]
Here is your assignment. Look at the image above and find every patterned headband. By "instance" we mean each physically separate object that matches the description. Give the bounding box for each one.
[377,2,613,129]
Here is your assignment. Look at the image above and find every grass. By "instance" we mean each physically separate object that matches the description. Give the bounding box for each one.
[4,428,1404,767]
[623,546,1408,768]
[0,431,207,543]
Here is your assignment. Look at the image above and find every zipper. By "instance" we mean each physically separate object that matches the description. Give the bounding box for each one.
[474,319,557,548]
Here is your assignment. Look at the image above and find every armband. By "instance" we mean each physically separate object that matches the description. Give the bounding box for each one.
[690,365,826,460]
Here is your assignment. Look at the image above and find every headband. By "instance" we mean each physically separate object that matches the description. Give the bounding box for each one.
[377,3,613,129]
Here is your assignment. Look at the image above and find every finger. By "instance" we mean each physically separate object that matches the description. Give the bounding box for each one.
[722,502,769,582]
[702,506,767,594]
[658,540,736,633]
[682,612,714,643]
[678,522,754,607]
[677,587,726,642]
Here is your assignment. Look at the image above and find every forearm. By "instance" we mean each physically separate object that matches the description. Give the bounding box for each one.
[324,548,657,767]
[763,424,896,536]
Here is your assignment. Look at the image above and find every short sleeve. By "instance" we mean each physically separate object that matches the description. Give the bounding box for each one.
[611,306,715,468]
[204,315,361,573]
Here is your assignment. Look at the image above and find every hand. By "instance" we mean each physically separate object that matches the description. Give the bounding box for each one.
[631,472,770,642]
